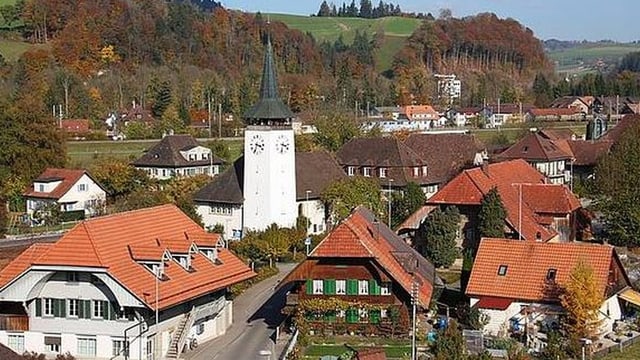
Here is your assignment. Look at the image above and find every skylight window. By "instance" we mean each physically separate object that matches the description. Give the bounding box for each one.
[546,268,557,282]
[497,265,508,276]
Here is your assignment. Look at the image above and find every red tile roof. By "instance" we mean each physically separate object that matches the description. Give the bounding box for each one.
[60,119,90,134]
[23,168,92,200]
[292,207,436,307]
[403,105,438,120]
[521,184,581,214]
[499,133,573,162]
[476,296,513,310]
[467,238,620,302]
[428,160,559,241]
[529,108,582,117]
[0,205,255,310]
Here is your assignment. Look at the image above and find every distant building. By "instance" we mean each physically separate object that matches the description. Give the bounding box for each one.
[132,135,224,180]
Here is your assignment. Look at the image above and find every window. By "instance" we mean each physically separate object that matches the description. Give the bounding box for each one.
[44,298,54,316]
[312,280,324,295]
[45,336,61,354]
[78,338,97,357]
[363,167,371,177]
[381,309,388,318]
[196,323,205,335]
[68,299,79,317]
[347,166,355,176]
[8,334,24,353]
[112,339,129,357]
[546,268,557,282]
[93,300,104,318]
[336,280,346,295]
[359,308,368,320]
[38,184,45,192]
[381,282,391,295]
[77,183,88,192]
[379,168,387,178]
[498,265,508,276]
[358,280,369,295]
[66,272,79,282]
[146,338,154,360]
[413,167,420,177]
[422,166,428,176]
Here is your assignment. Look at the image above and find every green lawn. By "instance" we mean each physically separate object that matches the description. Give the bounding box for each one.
[0,39,48,62]
[601,340,640,359]
[303,344,412,359]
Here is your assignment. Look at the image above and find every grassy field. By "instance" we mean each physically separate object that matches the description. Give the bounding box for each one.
[66,139,244,168]
[0,39,48,62]
[601,340,640,359]
[548,43,640,75]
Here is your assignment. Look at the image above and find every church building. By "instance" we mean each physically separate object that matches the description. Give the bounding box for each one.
[194,40,344,239]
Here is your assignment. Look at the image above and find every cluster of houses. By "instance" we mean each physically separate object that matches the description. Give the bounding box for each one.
[3,39,640,360]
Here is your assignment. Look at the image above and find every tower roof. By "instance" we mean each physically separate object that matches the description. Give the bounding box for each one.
[243,40,294,123]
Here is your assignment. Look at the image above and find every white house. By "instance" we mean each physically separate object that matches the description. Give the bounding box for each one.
[466,238,632,341]
[24,168,107,223]
[132,135,224,180]
[0,205,254,359]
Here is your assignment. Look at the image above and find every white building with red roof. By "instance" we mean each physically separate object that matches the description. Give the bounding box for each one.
[0,205,254,359]
[23,168,107,224]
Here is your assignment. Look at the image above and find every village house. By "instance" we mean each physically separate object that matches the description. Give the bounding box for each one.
[60,119,91,139]
[132,134,224,180]
[23,168,107,224]
[467,238,633,341]
[525,108,584,122]
[0,205,254,359]
[426,159,583,250]
[279,207,440,336]
[549,96,593,114]
[497,131,574,184]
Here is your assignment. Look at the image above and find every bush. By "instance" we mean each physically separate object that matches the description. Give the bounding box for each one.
[229,265,279,298]
[60,210,85,222]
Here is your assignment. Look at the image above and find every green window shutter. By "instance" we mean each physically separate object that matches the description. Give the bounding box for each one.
[58,299,66,318]
[346,308,358,323]
[78,300,84,318]
[370,309,381,324]
[346,279,358,295]
[84,300,92,318]
[35,298,42,317]
[369,279,380,295]
[324,279,336,295]
[306,279,313,295]
[109,302,117,320]
[102,301,109,320]
[52,298,60,317]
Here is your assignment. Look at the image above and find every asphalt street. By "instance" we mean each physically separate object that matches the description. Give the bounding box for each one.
[185,262,296,360]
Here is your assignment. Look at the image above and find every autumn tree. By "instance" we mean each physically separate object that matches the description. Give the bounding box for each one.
[560,259,604,341]
[478,187,507,238]
[312,110,363,152]
[415,206,460,268]
[595,120,640,247]
[321,176,384,223]
[89,157,150,200]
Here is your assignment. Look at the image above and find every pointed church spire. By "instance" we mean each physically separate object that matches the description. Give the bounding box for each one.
[243,36,294,125]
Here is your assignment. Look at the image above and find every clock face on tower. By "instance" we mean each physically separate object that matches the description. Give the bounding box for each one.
[275,135,291,154]
[249,134,265,154]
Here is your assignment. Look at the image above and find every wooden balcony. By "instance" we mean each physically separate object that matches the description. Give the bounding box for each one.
[0,314,28,331]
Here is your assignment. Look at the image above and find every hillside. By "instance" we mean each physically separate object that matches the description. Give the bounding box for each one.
[267,13,421,72]
[547,42,640,76]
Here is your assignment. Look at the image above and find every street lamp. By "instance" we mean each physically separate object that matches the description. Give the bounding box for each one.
[411,279,418,360]
[387,178,394,227]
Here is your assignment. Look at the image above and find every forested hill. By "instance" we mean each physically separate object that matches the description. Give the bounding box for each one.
[392,13,552,105]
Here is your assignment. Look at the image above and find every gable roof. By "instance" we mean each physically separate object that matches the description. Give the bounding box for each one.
[132,135,223,168]
[549,96,589,109]
[0,344,22,360]
[538,128,576,141]
[285,207,438,307]
[466,238,623,302]
[194,157,244,205]
[498,132,573,162]
[563,140,612,166]
[296,151,345,201]
[0,205,254,310]
[428,160,558,241]
[337,137,431,186]
[403,105,438,120]
[404,133,484,184]
[23,168,104,200]
[521,184,581,214]
[600,114,640,143]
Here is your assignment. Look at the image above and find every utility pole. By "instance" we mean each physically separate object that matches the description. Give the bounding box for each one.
[218,103,222,138]
[207,93,212,138]
[387,178,394,227]
[411,280,418,360]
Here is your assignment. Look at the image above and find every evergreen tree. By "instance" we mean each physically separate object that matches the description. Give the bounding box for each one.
[317,1,332,17]
[533,72,553,107]
[478,187,507,239]
[347,0,358,16]
[416,206,460,268]
[431,320,467,360]
[359,0,372,18]
[391,182,426,228]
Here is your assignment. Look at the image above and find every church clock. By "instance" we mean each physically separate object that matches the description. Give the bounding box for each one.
[249,134,265,154]
[275,134,291,154]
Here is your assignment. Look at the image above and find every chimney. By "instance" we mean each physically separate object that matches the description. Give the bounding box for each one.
[481,156,489,176]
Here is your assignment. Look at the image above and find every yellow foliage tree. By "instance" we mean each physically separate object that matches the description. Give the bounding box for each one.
[560,259,604,340]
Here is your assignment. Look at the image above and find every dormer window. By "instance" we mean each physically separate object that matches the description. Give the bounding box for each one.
[413,167,420,177]
[201,248,218,262]
[188,153,196,161]
[347,166,355,176]
[143,262,165,279]
[422,166,427,176]
[363,167,371,177]
[173,254,192,271]
[38,184,45,192]
[379,168,387,178]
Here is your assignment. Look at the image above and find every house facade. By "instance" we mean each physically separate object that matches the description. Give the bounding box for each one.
[0,205,254,359]
[24,168,107,224]
[280,207,440,336]
[132,135,223,180]
[467,238,631,339]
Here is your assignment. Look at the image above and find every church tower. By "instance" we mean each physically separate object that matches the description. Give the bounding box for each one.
[242,39,297,231]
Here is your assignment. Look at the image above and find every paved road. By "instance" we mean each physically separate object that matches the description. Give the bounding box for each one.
[185,263,296,360]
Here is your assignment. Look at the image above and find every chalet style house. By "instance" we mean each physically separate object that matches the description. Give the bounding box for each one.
[497,132,574,184]
[23,168,107,224]
[0,205,254,359]
[467,238,633,338]
[427,159,582,249]
[132,135,223,180]
[280,207,441,336]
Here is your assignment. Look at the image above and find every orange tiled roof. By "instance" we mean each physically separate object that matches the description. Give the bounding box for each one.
[499,133,573,162]
[521,184,581,214]
[23,168,90,200]
[308,207,435,306]
[466,238,619,302]
[403,105,439,120]
[0,205,255,310]
[428,159,558,241]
